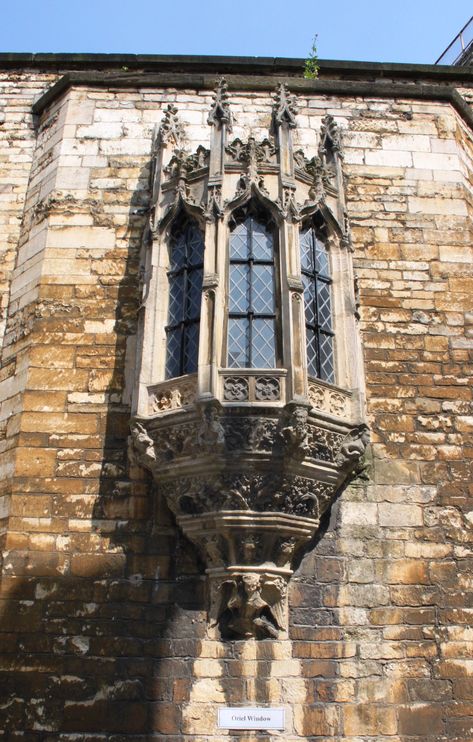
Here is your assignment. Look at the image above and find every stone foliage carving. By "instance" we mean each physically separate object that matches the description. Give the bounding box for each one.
[208,77,232,130]
[156,103,185,149]
[308,379,351,417]
[148,376,197,414]
[254,376,280,401]
[133,405,352,471]
[223,376,249,401]
[222,373,283,403]
[159,471,333,519]
[272,83,298,129]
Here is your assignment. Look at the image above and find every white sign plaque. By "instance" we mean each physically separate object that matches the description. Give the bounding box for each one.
[218,707,285,730]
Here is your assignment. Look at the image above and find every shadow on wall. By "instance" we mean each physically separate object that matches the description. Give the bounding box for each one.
[0,160,209,737]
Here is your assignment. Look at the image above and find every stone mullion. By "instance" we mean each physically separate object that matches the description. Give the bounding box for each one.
[197,219,220,400]
[286,223,307,402]
[134,129,175,415]
[199,91,229,401]
[274,103,306,403]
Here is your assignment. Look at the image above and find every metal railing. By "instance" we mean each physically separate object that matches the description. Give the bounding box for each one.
[436,15,473,65]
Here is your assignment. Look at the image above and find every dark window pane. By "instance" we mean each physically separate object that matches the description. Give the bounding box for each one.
[300,229,314,272]
[165,219,203,379]
[251,219,273,260]
[229,264,250,313]
[252,264,274,313]
[170,233,186,270]
[317,280,332,330]
[228,318,250,368]
[315,239,330,277]
[306,327,318,378]
[165,327,182,378]
[302,273,316,326]
[252,318,276,368]
[187,268,203,320]
[168,274,184,325]
[300,225,334,381]
[187,225,204,265]
[184,323,200,374]
[319,333,335,383]
[230,220,250,259]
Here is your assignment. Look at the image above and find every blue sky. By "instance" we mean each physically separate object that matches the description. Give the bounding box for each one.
[1,0,471,64]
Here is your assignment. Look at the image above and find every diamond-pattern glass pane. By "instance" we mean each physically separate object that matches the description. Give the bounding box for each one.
[183,323,199,374]
[166,219,203,379]
[228,318,250,368]
[187,268,202,320]
[300,226,335,381]
[252,265,274,313]
[187,225,204,265]
[165,327,182,378]
[319,333,335,383]
[229,265,250,313]
[317,280,332,330]
[170,233,186,270]
[300,229,314,272]
[168,274,184,325]
[251,220,273,260]
[302,273,316,325]
[230,221,250,259]
[315,239,330,277]
[306,327,318,377]
[252,318,276,368]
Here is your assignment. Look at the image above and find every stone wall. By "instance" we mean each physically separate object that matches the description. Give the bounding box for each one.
[0,60,472,740]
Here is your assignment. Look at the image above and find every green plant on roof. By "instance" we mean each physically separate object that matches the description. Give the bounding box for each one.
[304,35,319,79]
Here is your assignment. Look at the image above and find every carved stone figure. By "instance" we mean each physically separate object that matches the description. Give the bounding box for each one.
[336,424,370,469]
[279,405,310,459]
[212,573,287,639]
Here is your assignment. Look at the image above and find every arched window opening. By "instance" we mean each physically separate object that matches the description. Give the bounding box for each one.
[227,206,277,369]
[165,216,204,379]
[300,221,335,383]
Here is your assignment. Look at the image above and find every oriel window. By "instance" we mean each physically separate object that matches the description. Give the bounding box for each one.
[227,211,276,369]
[300,225,335,383]
[165,217,204,379]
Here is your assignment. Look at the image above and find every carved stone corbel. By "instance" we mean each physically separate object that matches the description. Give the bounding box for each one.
[130,403,370,640]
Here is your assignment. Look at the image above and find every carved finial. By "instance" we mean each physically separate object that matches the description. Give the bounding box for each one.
[157,103,185,148]
[319,114,342,155]
[272,83,298,129]
[208,77,233,131]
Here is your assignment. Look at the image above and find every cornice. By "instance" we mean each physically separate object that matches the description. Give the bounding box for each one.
[31,70,473,131]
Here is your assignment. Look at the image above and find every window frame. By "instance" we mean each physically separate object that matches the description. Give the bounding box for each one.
[164,215,204,379]
[299,219,336,384]
[226,205,280,370]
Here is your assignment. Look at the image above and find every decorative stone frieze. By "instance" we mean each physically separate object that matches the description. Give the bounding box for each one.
[147,374,197,415]
[221,370,286,404]
[308,377,353,418]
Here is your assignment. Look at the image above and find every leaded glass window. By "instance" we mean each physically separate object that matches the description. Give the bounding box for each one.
[165,217,204,378]
[300,226,335,382]
[227,214,276,368]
